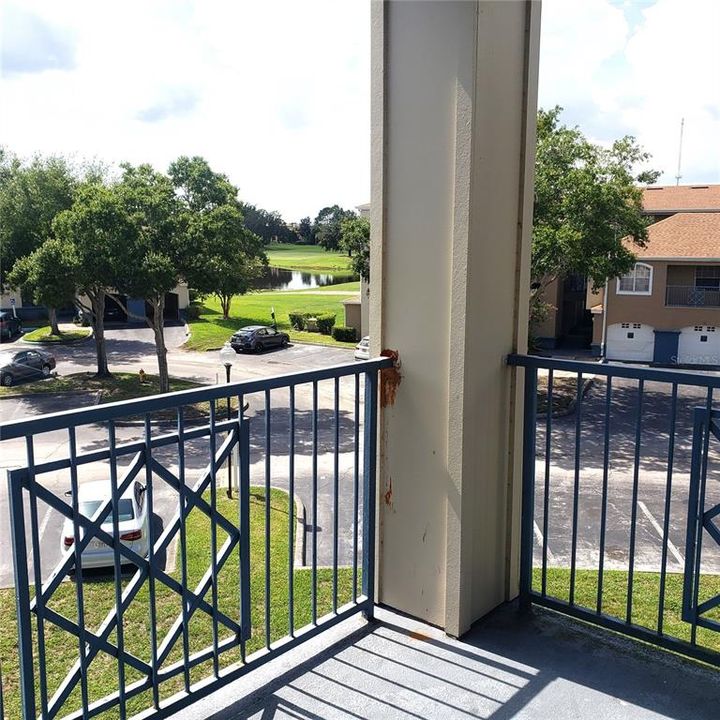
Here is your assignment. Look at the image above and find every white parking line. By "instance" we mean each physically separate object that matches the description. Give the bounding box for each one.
[637,500,684,567]
[533,520,556,562]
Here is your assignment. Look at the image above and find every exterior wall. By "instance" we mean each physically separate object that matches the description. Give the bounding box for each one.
[175,283,190,310]
[606,261,720,330]
[342,298,362,337]
[666,264,696,285]
[371,0,539,634]
[0,287,23,310]
[360,279,369,337]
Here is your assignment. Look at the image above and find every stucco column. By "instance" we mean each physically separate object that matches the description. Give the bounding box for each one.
[370,0,540,635]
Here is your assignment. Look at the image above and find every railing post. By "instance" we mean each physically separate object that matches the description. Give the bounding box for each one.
[519,366,538,611]
[362,369,379,621]
[7,469,36,720]
[239,421,252,641]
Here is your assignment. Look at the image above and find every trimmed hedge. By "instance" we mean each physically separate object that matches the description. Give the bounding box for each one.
[289,311,308,330]
[332,326,357,342]
[186,305,202,320]
[316,313,336,335]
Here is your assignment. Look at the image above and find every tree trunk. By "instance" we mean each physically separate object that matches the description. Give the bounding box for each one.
[149,298,170,394]
[220,294,231,320]
[49,307,60,336]
[90,293,111,377]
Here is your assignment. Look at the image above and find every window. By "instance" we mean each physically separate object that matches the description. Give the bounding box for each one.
[633,323,642,329]
[621,322,630,328]
[695,326,704,332]
[617,263,652,295]
[696,266,720,289]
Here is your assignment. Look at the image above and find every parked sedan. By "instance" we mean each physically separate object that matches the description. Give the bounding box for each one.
[354,336,370,361]
[0,349,56,387]
[0,311,22,340]
[61,480,150,570]
[230,325,289,353]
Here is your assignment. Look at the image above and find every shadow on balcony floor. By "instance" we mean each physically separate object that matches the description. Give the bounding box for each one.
[173,603,720,720]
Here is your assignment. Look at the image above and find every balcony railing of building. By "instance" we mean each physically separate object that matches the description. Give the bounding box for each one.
[509,354,720,669]
[666,285,720,308]
[0,356,392,720]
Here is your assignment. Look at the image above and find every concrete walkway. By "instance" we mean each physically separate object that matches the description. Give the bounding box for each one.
[172,604,720,720]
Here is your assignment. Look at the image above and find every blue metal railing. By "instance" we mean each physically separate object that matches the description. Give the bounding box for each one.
[0,357,391,720]
[509,354,720,667]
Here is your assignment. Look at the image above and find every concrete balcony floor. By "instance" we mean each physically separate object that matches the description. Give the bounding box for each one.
[174,604,720,720]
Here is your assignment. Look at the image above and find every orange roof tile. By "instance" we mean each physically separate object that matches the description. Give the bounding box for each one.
[624,213,720,260]
[643,184,720,212]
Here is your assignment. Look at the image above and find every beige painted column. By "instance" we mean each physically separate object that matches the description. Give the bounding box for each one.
[370,0,540,635]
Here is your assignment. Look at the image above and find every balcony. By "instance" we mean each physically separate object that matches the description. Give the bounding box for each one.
[1,356,720,719]
[666,285,720,307]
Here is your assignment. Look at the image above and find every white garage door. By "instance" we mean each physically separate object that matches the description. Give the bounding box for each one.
[677,325,720,365]
[606,322,654,362]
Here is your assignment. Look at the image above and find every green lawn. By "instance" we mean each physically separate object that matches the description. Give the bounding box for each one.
[22,326,92,344]
[535,567,720,656]
[264,243,353,272]
[0,488,355,720]
[185,292,359,351]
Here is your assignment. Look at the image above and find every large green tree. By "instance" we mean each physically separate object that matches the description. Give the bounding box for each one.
[54,182,133,376]
[0,153,77,288]
[339,216,370,281]
[7,239,78,335]
[313,205,355,252]
[532,107,660,294]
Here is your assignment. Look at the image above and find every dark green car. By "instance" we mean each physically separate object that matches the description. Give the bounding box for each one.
[0,349,56,387]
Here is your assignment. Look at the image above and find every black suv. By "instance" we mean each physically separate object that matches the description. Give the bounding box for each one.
[0,311,22,341]
[0,349,56,386]
[230,326,289,353]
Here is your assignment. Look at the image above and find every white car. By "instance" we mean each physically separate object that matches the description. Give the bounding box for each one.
[61,480,150,569]
[354,336,370,361]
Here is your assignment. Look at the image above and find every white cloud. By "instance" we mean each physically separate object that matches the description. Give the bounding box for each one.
[540,0,720,184]
[0,0,370,221]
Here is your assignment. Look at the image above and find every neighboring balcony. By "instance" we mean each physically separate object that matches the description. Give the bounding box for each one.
[666,284,720,307]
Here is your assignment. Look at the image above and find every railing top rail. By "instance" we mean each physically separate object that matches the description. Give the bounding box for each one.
[0,356,394,441]
[508,353,720,389]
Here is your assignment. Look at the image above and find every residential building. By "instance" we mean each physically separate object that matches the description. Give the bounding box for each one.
[592,211,720,364]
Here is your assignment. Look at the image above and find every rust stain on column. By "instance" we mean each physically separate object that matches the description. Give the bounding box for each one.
[380,349,401,407]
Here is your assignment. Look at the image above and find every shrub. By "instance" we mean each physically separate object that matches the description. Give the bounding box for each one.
[332,326,357,342]
[316,313,336,335]
[185,305,201,320]
[289,311,308,330]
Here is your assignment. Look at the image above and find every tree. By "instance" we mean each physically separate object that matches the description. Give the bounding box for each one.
[186,204,266,319]
[339,216,370,281]
[7,240,78,335]
[0,153,77,289]
[313,205,355,252]
[297,216,314,244]
[168,155,236,212]
[54,182,134,377]
[239,202,297,244]
[112,164,185,394]
[532,107,660,297]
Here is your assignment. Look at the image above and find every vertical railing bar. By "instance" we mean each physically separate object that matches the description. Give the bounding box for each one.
[237,394,248,661]
[520,367,538,608]
[569,372,583,606]
[353,372,360,603]
[541,369,553,597]
[108,420,127,719]
[596,376,613,615]
[626,379,644,624]
[288,386,295,636]
[657,383,678,635]
[312,380,319,624]
[144,414,161,706]
[362,370,379,620]
[264,389,272,648]
[239,414,251,656]
[68,427,90,719]
[207,402,220,676]
[332,376,340,613]
[0,659,4,720]
[8,469,36,720]
[176,407,191,693]
[26,436,49,719]
[691,388,714,645]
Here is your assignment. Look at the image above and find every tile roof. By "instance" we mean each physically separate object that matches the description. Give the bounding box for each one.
[642,184,720,212]
[625,212,720,260]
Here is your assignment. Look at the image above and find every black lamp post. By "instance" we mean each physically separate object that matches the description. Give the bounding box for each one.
[219,343,236,498]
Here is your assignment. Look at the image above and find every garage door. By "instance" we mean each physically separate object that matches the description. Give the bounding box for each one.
[606,322,654,362]
[677,325,720,366]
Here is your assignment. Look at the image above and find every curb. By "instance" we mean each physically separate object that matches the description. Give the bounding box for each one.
[18,331,94,347]
[0,387,103,403]
[538,377,595,420]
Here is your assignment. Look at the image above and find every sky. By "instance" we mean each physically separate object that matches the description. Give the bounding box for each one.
[1,0,719,222]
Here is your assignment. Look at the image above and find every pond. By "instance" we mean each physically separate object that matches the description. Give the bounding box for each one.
[253,266,358,291]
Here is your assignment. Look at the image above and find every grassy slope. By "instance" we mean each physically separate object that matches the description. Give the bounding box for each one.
[264,243,352,272]
[0,488,354,719]
[185,293,358,351]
